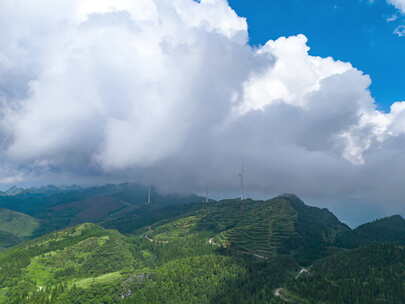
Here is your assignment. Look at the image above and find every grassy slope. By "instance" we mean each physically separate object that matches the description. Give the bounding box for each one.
[0,208,39,240]
[0,223,139,303]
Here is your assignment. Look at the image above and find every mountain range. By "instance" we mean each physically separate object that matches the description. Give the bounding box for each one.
[0,185,403,303]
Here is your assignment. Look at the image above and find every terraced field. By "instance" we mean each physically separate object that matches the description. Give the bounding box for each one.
[146,194,350,263]
[149,216,202,241]
[206,197,300,258]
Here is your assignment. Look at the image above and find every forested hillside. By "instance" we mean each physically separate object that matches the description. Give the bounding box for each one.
[0,220,294,304]
[0,209,39,248]
[0,208,39,238]
[337,214,405,248]
[0,191,404,303]
[354,215,405,243]
[0,183,203,240]
[285,244,405,303]
[194,194,350,264]
[0,223,136,303]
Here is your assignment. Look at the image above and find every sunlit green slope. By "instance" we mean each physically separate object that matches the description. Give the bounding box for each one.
[0,223,137,303]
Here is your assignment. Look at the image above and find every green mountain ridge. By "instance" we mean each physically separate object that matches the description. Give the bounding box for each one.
[0,183,203,238]
[0,208,40,238]
[0,192,404,303]
[0,208,40,249]
[354,214,405,242]
[337,214,405,248]
[193,194,350,264]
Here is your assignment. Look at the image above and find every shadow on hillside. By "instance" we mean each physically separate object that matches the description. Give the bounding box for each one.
[210,251,299,304]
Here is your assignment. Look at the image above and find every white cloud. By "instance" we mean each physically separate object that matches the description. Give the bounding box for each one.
[386,14,398,22]
[238,34,353,113]
[394,24,405,36]
[387,0,405,13]
[0,175,24,185]
[0,0,405,219]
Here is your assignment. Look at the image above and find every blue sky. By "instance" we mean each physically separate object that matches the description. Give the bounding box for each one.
[229,0,404,111]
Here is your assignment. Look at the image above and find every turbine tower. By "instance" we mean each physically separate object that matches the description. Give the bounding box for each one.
[239,161,245,200]
[205,185,209,204]
[147,185,152,205]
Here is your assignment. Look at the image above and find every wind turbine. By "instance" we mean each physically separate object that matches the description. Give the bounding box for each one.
[239,161,245,201]
[146,185,152,205]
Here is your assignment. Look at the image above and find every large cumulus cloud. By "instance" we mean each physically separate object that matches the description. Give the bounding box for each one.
[0,0,404,222]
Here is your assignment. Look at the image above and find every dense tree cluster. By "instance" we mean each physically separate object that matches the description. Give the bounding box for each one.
[286,244,405,303]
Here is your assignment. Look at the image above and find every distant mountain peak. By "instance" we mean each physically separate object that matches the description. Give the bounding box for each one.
[278,193,302,199]
[384,214,404,221]
[349,213,405,245]
[362,214,405,226]
[4,186,25,196]
[198,195,350,265]
[276,193,306,205]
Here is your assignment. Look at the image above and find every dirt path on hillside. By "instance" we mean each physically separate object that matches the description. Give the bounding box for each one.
[143,227,169,244]
[274,288,292,302]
